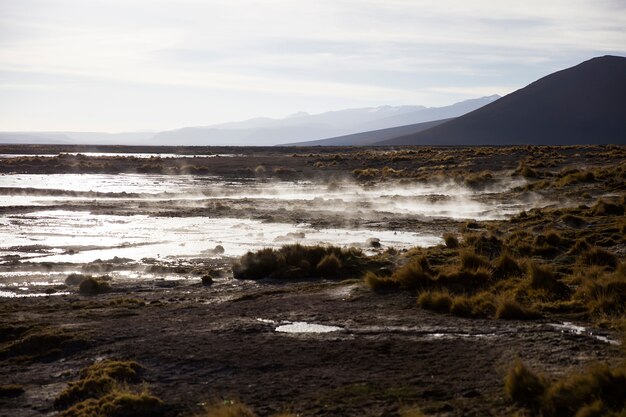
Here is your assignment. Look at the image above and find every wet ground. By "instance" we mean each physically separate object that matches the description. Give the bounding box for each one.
[1,145,624,417]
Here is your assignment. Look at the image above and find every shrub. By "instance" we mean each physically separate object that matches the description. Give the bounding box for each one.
[201,275,214,286]
[418,290,452,312]
[504,360,547,410]
[436,266,492,291]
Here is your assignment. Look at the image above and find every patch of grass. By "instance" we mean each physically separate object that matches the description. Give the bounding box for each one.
[391,256,434,291]
[398,406,426,417]
[79,277,111,295]
[543,364,626,417]
[527,262,570,299]
[316,253,342,278]
[492,253,523,279]
[592,199,624,216]
[55,360,143,409]
[417,290,452,312]
[60,387,164,417]
[0,328,86,362]
[66,273,89,285]
[363,271,399,292]
[232,244,366,280]
[495,298,541,320]
[578,247,618,270]
[0,384,24,397]
[504,360,547,410]
[459,250,491,271]
[199,401,256,417]
[443,232,459,249]
[574,267,626,316]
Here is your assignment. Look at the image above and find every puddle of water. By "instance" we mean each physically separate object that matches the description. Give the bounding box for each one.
[275,322,343,334]
[549,322,620,345]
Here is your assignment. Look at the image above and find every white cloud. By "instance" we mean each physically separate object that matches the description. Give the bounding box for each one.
[0,0,624,130]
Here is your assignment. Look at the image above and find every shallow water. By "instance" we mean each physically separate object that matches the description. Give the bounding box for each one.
[0,173,544,293]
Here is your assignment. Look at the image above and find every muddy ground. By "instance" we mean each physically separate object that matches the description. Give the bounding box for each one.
[1,144,625,417]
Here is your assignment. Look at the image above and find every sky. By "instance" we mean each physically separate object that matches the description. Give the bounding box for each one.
[0,0,625,132]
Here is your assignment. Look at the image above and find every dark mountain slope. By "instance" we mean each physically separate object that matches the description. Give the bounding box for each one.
[281,118,451,146]
[379,56,626,145]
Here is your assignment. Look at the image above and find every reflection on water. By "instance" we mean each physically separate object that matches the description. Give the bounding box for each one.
[0,172,544,294]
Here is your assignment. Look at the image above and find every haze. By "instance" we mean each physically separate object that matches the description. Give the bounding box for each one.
[1,0,625,132]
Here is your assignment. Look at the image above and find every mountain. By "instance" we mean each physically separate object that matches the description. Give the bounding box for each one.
[378,56,626,145]
[282,119,451,146]
[152,97,496,146]
[0,131,154,145]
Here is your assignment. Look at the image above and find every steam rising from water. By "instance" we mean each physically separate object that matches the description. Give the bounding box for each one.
[0,172,547,295]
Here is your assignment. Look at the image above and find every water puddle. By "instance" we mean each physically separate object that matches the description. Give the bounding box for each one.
[548,322,620,345]
[275,322,344,334]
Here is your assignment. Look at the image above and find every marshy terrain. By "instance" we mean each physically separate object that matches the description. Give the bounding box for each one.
[1,144,625,417]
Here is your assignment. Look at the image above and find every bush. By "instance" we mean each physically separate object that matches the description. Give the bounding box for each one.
[504,360,547,410]
[528,262,569,298]
[592,200,624,216]
[201,275,214,286]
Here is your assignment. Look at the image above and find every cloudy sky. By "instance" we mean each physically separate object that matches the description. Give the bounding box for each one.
[0,0,624,132]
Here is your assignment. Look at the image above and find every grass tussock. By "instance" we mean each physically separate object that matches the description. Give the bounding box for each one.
[504,360,548,410]
[574,265,626,316]
[199,401,256,417]
[578,247,618,270]
[443,232,459,248]
[55,360,143,409]
[417,290,452,312]
[60,387,164,417]
[79,277,111,295]
[506,360,626,417]
[232,244,366,280]
[55,360,163,417]
[363,271,399,292]
[495,298,541,320]
[492,252,523,279]
[391,257,434,291]
[0,328,86,362]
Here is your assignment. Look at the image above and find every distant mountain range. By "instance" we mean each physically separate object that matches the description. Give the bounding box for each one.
[0,96,498,146]
[376,55,626,145]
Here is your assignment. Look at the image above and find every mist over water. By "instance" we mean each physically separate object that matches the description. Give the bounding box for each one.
[0,172,545,297]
